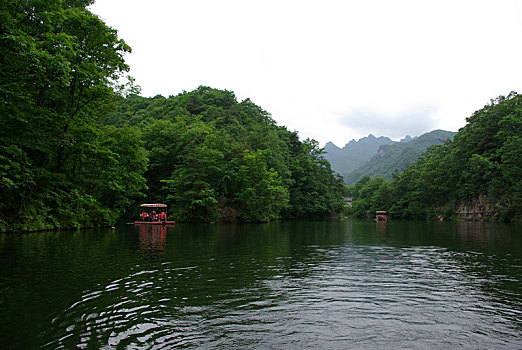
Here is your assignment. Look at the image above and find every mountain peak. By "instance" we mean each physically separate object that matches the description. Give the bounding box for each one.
[324,141,341,150]
[325,134,394,174]
[324,129,456,184]
[337,130,456,185]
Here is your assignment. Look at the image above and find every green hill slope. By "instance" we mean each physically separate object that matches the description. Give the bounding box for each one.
[347,92,522,222]
[342,130,456,185]
[324,135,394,174]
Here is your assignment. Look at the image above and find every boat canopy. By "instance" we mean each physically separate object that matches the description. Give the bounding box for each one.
[376,211,387,214]
[140,203,167,208]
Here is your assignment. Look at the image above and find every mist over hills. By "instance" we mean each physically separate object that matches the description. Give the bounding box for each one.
[324,134,394,175]
[325,130,456,185]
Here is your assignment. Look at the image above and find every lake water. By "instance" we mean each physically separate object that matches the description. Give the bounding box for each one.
[0,220,521,349]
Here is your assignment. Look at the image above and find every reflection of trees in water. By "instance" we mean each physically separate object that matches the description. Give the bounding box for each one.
[339,220,522,317]
[381,220,522,327]
[133,221,521,320]
[451,221,521,248]
[153,222,352,307]
[376,221,387,235]
[446,222,522,321]
[3,221,521,348]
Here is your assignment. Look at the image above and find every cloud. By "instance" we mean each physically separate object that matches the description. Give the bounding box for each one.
[340,105,439,139]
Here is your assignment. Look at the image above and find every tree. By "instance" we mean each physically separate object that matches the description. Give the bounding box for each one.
[234,150,289,222]
[386,92,522,222]
[0,0,144,231]
[112,87,346,223]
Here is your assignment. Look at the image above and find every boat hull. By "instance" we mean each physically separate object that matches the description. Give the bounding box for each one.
[134,221,176,225]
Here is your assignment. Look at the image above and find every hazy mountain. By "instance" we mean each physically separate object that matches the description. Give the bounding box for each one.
[324,134,394,175]
[340,129,456,185]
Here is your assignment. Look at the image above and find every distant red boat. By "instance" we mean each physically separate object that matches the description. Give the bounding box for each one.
[134,203,175,225]
[375,210,387,222]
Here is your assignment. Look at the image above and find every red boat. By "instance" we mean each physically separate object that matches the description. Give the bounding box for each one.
[375,210,387,222]
[134,203,175,225]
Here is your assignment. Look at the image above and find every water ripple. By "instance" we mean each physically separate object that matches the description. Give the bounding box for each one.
[40,243,522,349]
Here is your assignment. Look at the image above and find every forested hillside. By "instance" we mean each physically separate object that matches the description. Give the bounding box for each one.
[0,1,346,231]
[0,0,147,231]
[2,1,519,230]
[105,88,347,223]
[348,93,522,222]
[342,130,456,185]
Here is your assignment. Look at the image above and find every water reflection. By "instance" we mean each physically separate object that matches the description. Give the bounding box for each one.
[137,225,167,260]
[0,221,521,349]
[376,221,387,235]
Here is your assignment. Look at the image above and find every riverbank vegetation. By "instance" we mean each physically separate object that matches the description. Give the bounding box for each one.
[0,1,345,231]
[2,1,520,231]
[348,92,522,222]
[106,88,347,223]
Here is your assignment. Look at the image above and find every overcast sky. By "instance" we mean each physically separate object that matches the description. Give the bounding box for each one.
[90,0,522,147]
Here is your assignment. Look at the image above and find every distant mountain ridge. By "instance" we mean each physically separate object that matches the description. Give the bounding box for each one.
[325,130,456,185]
[324,134,394,175]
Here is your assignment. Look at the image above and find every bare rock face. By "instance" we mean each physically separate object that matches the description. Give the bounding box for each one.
[455,196,498,221]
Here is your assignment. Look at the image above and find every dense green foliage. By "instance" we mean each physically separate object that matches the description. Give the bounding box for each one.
[4,1,517,229]
[0,1,346,231]
[348,93,522,222]
[0,0,146,231]
[333,130,455,185]
[106,88,347,223]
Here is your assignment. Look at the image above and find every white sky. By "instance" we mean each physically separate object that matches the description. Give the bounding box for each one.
[90,0,522,147]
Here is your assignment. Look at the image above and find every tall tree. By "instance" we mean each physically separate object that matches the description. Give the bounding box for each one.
[0,0,145,231]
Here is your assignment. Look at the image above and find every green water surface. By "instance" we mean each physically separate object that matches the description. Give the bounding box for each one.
[0,220,521,349]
